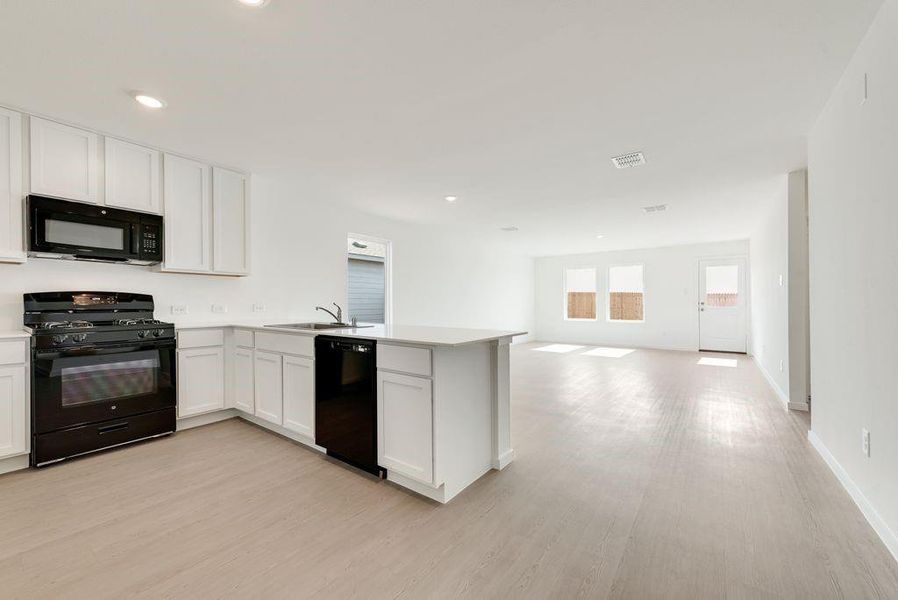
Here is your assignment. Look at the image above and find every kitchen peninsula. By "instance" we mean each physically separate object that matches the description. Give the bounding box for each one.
[175,321,525,503]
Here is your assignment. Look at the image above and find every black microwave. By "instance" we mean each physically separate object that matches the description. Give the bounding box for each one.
[28,195,163,265]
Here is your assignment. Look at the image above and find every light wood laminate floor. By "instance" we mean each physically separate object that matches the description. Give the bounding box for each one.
[2,343,897,599]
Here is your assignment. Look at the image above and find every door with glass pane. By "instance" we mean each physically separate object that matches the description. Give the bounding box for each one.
[698,258,747,352]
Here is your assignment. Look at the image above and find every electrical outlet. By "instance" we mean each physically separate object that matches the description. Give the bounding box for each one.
[862,72,868,104]
[252,303,266,313]
[171,304,189,316]
[779,360,784,372]
[211,304,227,314]
[778,274,784,287]
[862,429,870,457]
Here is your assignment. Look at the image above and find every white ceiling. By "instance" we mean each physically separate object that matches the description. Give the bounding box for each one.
[0,0,883,256]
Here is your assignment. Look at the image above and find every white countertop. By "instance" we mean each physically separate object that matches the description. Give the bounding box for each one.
[0,330,31,339]
[174,319,526,347]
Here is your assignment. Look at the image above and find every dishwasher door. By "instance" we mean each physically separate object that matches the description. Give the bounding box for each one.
[314,336,382,476]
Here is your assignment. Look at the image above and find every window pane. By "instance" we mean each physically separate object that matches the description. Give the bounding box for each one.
[609,265,644,321]
[705,265,739,307]
[565,268,596,319]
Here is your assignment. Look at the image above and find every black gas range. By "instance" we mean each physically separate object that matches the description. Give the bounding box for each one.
[25,292,177,466]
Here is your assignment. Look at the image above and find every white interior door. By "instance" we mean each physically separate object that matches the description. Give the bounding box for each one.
[699,258,747,352]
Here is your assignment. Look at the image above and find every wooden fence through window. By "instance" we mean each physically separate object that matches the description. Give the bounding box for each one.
[609,292,643,321]
[566,292,596,319]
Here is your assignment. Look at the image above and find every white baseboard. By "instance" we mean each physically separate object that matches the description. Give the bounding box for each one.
[752,356,792,409]
[0,453,29,476]
[808,430,898,564]
[177,409,238,430]
[492,448,515,470]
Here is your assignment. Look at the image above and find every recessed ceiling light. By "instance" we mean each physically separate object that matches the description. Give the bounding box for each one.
[237,0,270,6]
[595,235,605,239]
[642,204,668,213]
[500,226,519,232]
[131,92,166,109]
[444,196,458,203]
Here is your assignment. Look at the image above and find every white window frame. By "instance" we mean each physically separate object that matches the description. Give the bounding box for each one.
[606,263,646,323]
[563,266,598,322]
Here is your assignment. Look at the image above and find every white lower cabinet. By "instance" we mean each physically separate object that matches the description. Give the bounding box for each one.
[0,365,27,459]
[254,350,283,425]
[234,347,255,414]
[177,347,225,418]
[377,370,433,484]
[282,354,314,438]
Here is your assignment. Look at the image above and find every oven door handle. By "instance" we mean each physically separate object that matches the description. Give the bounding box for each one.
[34,341,175,359]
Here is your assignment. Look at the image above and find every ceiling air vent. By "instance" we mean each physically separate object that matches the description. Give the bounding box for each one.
[642,204,668,214]
[611,151,646,169]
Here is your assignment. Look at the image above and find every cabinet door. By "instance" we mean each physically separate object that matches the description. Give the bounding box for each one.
[0,108,24,263]
[254,350,283,425]
[105,137,161,214]
[0,365,27,459]
[177,347,225,418]
[212,167,250,275]
[377,371,433,484]
[163,153,211,272]
[234,347,255,414]
[29,116,98,204]
[283,355,314,438]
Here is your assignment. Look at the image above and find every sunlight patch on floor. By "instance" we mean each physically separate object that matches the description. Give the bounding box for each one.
[582,347,635,358]
[533,344,585,353]
[697,357,738,367]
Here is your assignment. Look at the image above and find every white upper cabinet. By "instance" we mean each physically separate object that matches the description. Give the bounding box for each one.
[104,137,161,214]
[163,153,211,272]
[0,108,24,263]
[212,167,251,275]
[29,116,99,204]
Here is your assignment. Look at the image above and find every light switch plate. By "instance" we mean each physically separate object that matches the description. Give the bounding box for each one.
[253,304,266,313]
[862,428,870,457]
[211,304,227,314]
[171,304,189,315]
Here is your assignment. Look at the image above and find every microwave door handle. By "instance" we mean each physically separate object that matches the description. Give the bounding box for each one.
[132,223,140,254]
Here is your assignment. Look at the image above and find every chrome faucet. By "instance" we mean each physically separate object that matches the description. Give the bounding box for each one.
[315,302,343,324]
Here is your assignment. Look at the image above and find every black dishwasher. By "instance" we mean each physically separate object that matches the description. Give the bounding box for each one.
[315,336,383,477]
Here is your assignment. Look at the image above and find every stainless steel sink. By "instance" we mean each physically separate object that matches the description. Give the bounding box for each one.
[265,322,373,330]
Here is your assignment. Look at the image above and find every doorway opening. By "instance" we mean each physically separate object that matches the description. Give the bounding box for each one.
[347,234,392,324]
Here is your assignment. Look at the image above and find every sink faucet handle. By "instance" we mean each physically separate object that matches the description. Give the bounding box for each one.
[333,302,343,323]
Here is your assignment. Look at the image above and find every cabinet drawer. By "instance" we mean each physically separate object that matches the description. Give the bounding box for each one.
[178,328,224,349]
[234,329,254,348]
[377,344,431,377]
[254,332,314,357]
[0,339,28,365]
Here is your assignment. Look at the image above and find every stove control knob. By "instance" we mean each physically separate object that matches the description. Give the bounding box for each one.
[152,329,162,337]
[72,333,88,343]
[137,330,148,339]
[52,334,68,345]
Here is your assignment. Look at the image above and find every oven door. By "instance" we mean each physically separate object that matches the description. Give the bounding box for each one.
[31,205,138,261]
[32,340,176,434]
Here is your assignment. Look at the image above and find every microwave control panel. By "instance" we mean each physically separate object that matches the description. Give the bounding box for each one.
[140,224,163,259]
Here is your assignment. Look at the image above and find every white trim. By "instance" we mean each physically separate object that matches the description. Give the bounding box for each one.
[0,453,29,476]
[752,355,790,408]
[177,408,238,430]
[347,232,393,324]
[808,430,898,564]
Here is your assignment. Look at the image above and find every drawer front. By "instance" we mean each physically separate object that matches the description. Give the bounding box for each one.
[0,339,28,365]
[377,344,432,377]
[178,328,225,349]
[254,331,314,357]
[234,329,254,348]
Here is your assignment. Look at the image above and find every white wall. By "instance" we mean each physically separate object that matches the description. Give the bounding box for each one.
[534,240,748,350]
[749,178,790,401]
[0,172,534,338]
[807,0,898,559]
